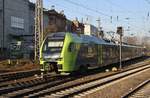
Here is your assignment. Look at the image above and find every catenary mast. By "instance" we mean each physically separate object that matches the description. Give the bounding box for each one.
[34,0,44,61]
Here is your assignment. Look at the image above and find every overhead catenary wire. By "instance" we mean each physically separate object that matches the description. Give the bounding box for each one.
[38,0,149,37]
[145,0,150,5]
[105,0,131,13]
[46,0,93,19]
[43,0,146,23]
[61,0,120,28]
[46,0,116,26]
[62,0,111,17]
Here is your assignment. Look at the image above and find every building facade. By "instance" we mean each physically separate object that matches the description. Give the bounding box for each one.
[71,19,84,34]
[29,2,49,36]
[44,9,66,37]
[84,24,98,37]
[0,0,30,49]
[0,0,3,49]
[0,0,86,58]
[0,0,50,58]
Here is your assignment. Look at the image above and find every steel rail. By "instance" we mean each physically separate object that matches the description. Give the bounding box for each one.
[41,65,150,98]
[122,79,150,98]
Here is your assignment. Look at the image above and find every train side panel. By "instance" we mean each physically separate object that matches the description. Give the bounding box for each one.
[58,33,81,73]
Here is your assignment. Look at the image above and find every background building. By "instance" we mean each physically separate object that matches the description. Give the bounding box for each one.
[0,0,30,48]
[84,24,99,37]
[123,36,142,45]
[0,0,3,49]
[0,0,85,59]
[44,9,66,36]
[0,0,50,58]
[0,0,32,58]
[71,19,84,34]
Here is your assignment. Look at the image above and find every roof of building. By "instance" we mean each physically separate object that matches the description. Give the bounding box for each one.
[29,2,66,19]
[46,9,66,19]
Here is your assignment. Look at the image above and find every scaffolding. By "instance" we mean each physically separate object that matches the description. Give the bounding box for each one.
[34,0,44,61]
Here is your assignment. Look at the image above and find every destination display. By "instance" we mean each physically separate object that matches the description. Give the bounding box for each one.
[48,41,63,47]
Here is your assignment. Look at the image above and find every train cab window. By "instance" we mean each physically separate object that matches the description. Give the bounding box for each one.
[109,48,113,58]
[68,43,75,52]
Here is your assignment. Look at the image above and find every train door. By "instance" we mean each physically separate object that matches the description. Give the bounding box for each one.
[98,45,103,66]
[102,45,113,65]
[87,43,97,65]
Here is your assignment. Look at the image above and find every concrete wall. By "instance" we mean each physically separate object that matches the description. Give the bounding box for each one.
[0,0,3,48]
[0,0,30,49]
[0,0,49,52]
[0,0,51,58]
[29,7,35,34]
[4,0,30,45]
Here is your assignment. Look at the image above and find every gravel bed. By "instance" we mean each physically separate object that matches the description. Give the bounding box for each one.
[73,68,150,98]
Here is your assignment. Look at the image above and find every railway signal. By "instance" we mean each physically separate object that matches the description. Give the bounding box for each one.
[117,26,123,69]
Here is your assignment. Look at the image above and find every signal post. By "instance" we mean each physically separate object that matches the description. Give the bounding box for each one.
[117,26,123,69]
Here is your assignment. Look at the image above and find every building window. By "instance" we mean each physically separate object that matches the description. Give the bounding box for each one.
[11,16,24,29]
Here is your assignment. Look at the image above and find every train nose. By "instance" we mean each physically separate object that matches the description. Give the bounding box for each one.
[42,62,59,73]
[50,53,61,59]
[43,53,61,60]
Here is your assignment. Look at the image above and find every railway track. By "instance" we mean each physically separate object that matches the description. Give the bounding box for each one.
[0,69,40,83]
[0,70,11,73]
[38,64,150,98]
[0,62,148,98]
[122,79,150,98]
[0,59,149,98]
[0,73,78,98]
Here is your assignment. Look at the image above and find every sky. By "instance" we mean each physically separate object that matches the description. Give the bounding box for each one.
[30,0,150,37]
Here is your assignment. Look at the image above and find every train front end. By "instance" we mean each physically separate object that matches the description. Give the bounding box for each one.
[40,32,81,74]
[40,33,65,73]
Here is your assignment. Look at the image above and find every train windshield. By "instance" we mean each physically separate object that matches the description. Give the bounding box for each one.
[42,40,63,53]
[42,33,65,59]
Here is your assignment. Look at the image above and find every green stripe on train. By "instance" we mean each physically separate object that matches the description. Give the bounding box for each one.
[58,33,81,72]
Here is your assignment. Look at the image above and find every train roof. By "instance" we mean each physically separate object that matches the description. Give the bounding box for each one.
[46,32,144,48]
[71,33,144,48]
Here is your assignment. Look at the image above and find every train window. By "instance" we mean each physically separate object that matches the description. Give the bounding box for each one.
[68,43,76,52]
[43,44,47,51]
[76,43,80,50]
[68,43,73,52]
[103,46,109,58]
[109,47,113,57]
[88,47,93,53]
[48,41,63,47]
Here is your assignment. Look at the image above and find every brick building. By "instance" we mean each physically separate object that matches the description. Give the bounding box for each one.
[71,19,84,34]
[44,9,66,37]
